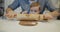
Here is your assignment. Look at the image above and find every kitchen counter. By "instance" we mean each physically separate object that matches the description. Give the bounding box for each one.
[0,17,60,32]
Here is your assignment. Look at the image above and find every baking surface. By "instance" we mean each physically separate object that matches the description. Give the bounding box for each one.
[0,18,60,32]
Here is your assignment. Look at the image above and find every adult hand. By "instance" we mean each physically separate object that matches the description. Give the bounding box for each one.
[5,8,17,19]
[43,13,54,20]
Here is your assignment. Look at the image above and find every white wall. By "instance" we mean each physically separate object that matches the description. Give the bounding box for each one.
[51,0,59,8]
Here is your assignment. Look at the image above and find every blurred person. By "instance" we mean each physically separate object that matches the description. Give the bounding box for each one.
[5,0,59,19]
[22,2,40,14]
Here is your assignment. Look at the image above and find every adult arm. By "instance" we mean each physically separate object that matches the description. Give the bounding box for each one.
[45,0,59,17]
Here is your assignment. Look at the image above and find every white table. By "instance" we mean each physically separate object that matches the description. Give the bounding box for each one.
[0,17,60,32]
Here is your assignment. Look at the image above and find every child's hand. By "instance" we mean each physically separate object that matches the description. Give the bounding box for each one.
[22,11,28,14]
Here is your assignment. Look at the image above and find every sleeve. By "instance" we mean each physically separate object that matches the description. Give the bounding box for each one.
[8,0,20,10]
[45,0,56,12]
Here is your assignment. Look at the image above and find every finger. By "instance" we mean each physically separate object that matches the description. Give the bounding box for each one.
[9,13,17,18]
[7,14,12,18]
[5,14,10,17]
[14,13,17,18]
[11,14,14,18]
[47,16,53,19]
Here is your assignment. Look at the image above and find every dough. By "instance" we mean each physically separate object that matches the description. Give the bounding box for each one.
[19,21,38,26]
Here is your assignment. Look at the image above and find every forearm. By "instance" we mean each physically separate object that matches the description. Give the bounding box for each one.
[50,10,59,17]
[6,8,14,12]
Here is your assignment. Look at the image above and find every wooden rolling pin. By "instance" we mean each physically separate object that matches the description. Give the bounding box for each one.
[16,14,40,21]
